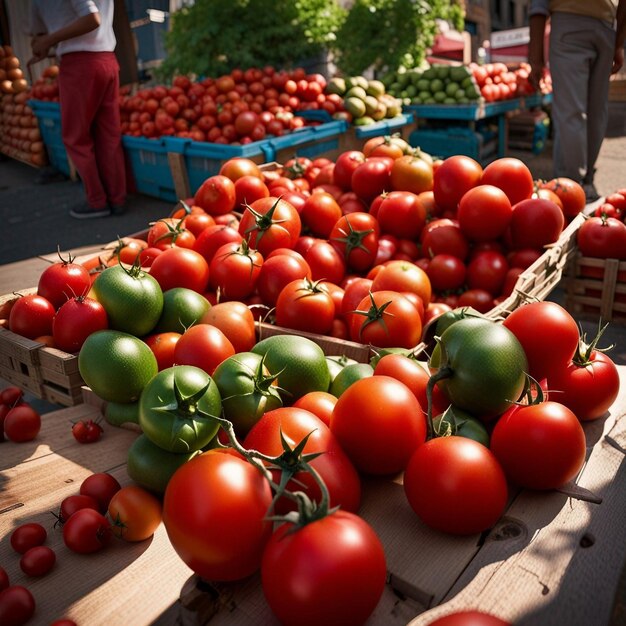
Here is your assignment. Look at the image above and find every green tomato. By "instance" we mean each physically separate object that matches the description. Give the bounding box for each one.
[212,352,283,438]
[139,365,221,453]
[92,264,163,337]
[252,334,331,401]
[429,318,527,418]
[127,434,200,495]
[329,362,374,398]
[326,354,359,383]
[433,406,490,447]
[153,287,211,334]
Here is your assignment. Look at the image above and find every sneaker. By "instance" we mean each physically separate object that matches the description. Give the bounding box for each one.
[69,203,111,219]
[583,183,600,204]
[109,203,127,216]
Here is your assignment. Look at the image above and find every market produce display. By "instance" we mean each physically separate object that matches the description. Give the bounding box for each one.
[0,131,620,626]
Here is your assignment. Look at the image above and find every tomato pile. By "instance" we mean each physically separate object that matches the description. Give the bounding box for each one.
[27,65,60,102]
[0,471,162,625]
[3,130,620,625]
[119,67,340,143]
[470,61,552,102]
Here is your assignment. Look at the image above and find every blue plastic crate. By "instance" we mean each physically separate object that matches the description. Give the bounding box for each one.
[28,100,71,177]
[122,135,179,203]
[163,136,275,197]
[353,113,414,139]
[408,126,497,164]
[270,119,347,164]
[165,119,347,197]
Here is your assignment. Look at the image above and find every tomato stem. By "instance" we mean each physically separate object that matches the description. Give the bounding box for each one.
[425,366,453,440]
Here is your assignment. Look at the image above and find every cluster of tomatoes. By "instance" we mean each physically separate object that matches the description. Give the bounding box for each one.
[0,386,41,444]
[470,61,552,102]
[119,67,340,144]
[27,64,60,102]
[583,188,626,261]
[0,472,162,625]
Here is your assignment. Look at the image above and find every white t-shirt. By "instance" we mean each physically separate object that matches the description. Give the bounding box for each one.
[30,0,116,56]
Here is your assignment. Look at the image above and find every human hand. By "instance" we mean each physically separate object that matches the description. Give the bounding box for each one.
[31,34,52,59]
[529,62,544,90]
[612,46,624,74]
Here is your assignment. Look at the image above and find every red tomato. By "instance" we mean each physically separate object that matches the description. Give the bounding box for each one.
[509,197,564,250]
[8,293,55,339]
[20,546,56,577]
[200,301,257,353]
[304,241,346,284]
[480,157,534,206]
[457,184,513,242]
[376,190,426,240]
[491,401,586,489]
[0,567,7,593]
[146,218,196,250]
[37,254,92,309]
[0,386,23,407]
[144,331,181,370]
[426,254,466,292]
[208,241,263,300]
[292,391,337,427]
[107,485,163,541]
[390,154,434,195]
[238,196,301,256]
[52,296,108,353]
[274,277,335,333]
[174,324,235,375]
[243,407,361,513]
[219,157,263,182]
[421,218,470,261]
[549,349,620,421]
[255,252,312,307]
[194,175,236,215]
[0,586,35,626]
[58,494,100,524]
[163,450,273,581]
[10,523,47,554]
[576,215,626,260]
[403,436,508,535]
[192,224,243,265]
[71,419,103,444]
[330,375,427,475]
[63,508,112,553]
[350,156,393,203]
[4,404,41,443]
[234,175,270,209]
[539,177,586,219]
[433,155,483,213]
[299,192,342,238]
[502,301,580,381]
[182,211,215,238]
[350,289,422,348]
[79,472,122,513]
[370,259,432,307]
[329,212,380,273]
[149,247,210,293]
[333,150,365,191]
[466,251,509,296]
[373,353,430,410]
[457,288,495,313]
[261,511,386,626]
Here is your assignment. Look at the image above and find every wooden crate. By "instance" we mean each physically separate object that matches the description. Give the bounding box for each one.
[2,367,625,625]
[563,254,626,322]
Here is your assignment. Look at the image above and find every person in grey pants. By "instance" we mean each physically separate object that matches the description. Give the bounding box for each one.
[528,0,626,203]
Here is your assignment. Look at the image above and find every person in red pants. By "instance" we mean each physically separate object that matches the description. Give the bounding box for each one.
[29,0,126,219]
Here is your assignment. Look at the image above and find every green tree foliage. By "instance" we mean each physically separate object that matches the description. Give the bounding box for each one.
[158,0,346,80]
[332,0,465,77]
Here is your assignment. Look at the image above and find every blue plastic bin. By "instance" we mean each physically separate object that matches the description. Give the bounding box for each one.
[122,135,182,203]
[408,126,497,164]
[28,100,71,177]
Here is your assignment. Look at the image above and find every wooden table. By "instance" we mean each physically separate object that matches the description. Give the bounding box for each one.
[1,365,625,625]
